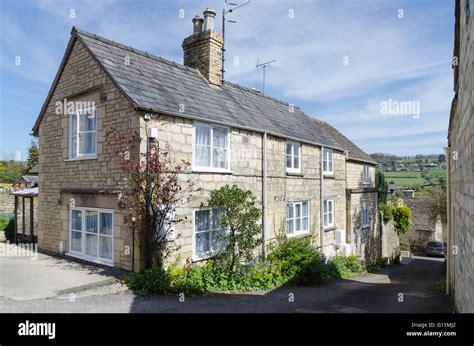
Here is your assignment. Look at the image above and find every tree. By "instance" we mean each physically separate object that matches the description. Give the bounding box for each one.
[105,124,198,269]
[437,154,446,163]
[426,187,447,225]
[26,139,39,173]
[375,171,388,204]
[207,185,262,272]
[0,161,25,183]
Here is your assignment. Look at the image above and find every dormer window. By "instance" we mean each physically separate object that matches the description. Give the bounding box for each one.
[323,148,333,175]
[68,107,96,159]
[286,141,301,173]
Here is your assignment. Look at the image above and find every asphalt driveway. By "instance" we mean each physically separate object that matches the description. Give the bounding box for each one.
[0,243,120,301]
[0,249,450,313]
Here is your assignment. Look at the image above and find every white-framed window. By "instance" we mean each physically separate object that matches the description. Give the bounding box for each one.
[323,148,334,175]
[286,201,310,236]
[69,207,113,265]
[361,201,370,228]
[286,141,301,173]
[193,123,230,171]
[363,165,371,184]
[194,209,227,260]
[68,107,96,159]
[323,198,334,229]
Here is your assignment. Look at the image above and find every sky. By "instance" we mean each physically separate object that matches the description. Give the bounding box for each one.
[0,0,455,160]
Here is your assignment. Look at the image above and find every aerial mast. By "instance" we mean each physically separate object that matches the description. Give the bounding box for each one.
[256,59,276,95]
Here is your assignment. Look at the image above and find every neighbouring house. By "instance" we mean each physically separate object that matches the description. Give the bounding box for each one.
[32,8,378,271]
[446,0,474,313]
[399,197,445,246]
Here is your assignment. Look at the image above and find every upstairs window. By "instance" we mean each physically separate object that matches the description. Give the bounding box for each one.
[323,199,334,229]
[323,148,334,175]
[363,165,371,184]
[68,107,96,159]
[286,201,309,236]
[194,123,229,171]
[361,201,370,228]
[286,141,301,173]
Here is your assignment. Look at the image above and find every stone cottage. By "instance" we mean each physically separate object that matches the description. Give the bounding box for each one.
[446,0,474,313]
[32,9,378,271]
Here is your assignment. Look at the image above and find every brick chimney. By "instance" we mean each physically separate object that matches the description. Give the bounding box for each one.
[182,8,223,86]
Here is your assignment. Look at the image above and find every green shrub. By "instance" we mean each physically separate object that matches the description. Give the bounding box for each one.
[269,236,329,285]
[0,214,15,241]
[392,205,411,235]
[379,203,393,224]
[328,255,365,279]
[124,266,170,296]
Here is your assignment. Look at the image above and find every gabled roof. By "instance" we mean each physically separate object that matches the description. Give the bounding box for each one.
[314,120,376,164]
[33,27,374,163]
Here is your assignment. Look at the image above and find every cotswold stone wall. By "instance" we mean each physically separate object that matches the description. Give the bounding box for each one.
[38,39,139,271]
[447,0,474,313]
[0,191,14,214]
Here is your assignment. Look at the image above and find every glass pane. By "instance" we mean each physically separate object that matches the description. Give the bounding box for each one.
[83,132,95,154]
[71,231,82,252]
[72,210,82,230]
[213,128,227,148]
[295,203,301,218]
[196,231,210,256]
[293,155,299,169]
[286,143,292,155]
[100,213,113,235]
[323,201,327,214]
[70,114,77,157]
[195,125,210,145]
[302,202,308,217]
[212,147,226,168]
[302,217,308,231]
[85,233,97,257]
[99,236,112,260]
[323,213,328,227]
[295,217,301,231]
[212,209,224,229]
[196,145,210,167]
[286,154,292,168]
[195,210,210,231]
[85,210,98,233]
[211,229,226,253]
[287,219,294,234]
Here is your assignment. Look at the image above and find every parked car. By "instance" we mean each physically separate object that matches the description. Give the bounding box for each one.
[425,241,447,257]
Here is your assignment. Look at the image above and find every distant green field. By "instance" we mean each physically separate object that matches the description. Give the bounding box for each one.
[384,169,445,189]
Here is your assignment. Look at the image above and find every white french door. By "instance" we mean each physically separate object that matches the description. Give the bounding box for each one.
[69,207,114,265]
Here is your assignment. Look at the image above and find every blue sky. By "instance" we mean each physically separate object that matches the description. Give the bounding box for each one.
[0,0,455,160]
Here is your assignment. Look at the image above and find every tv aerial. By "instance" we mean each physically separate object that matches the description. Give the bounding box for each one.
[256,59,276,95]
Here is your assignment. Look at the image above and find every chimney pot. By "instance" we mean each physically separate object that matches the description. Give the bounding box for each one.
[192,15,204,34]
[203,8,216,31]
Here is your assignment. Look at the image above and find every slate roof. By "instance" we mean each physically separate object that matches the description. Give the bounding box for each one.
[34,27,375,164]
[404,198,437,232]
[314,120,376,164]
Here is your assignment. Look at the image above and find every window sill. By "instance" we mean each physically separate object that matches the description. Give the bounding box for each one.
[65,252,114,267]
[361,225,370,230]
[286,172,304,177]
[192,168,232,174]
[65,156,97,162]
[324,226,336,232]
[323,173,335,178]
[286,231,310,239]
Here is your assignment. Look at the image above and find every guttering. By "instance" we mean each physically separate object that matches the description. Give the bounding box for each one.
[135,106,347,154]
[262,131,268,257]
[320,146,325,251]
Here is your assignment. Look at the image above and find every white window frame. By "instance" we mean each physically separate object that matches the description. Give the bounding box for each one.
[193,208,227,260]
[68,106,97,159]
[361,201,370,228]
[67,207,114,266]
[323,148,334,175]
[286,141,301,174]
[192,122,231,172]
[323,198,334,229]
[363,165,371,185]
[286,201,310,236]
